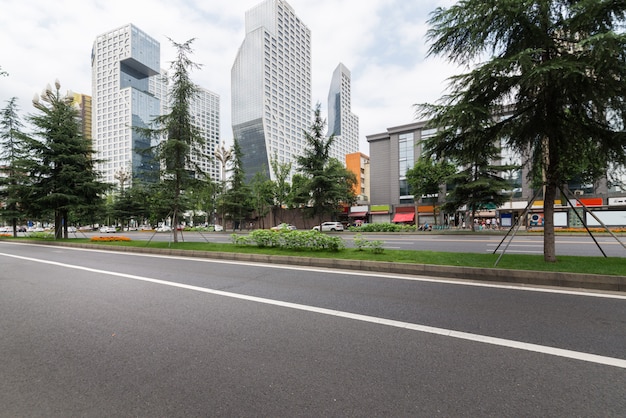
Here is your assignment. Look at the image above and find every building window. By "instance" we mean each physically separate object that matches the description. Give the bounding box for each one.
[398,132,415,176]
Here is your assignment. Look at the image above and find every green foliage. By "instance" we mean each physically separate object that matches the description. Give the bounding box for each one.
[219,139,253,229]
[235,229,346,252]
[0,97,29,235]
[349,222,416,233]
[406,156,456,201]
[135,39,205,242]
[419,0,626,261]
[270,155,292,209]
[353,233,385,254]
[250,171,275,224]
[24,80,109,239]
[296,103,356,222]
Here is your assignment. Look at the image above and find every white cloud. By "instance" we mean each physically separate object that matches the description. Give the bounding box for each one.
[0,0,458,155]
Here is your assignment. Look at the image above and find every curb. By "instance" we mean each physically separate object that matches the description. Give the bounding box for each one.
[33,241,626,293]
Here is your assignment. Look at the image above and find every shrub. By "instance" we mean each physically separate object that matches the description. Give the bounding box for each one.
[349,222,415,233]
[352,233,384,253]
[353,233,368,250]
[236,229,345,252]
[231,234,251,246]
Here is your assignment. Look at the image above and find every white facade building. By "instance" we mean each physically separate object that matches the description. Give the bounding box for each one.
[92,24,161,186]
[327,63,359,163]
[231,0,312,181]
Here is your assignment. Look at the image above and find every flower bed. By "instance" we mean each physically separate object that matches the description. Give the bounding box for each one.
[90,236,131,242]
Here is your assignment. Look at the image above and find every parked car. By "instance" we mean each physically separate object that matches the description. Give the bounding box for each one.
[99,226,116,233]
[156,225,172,232]
[312,222,344,232]
[207,224,223,232]
[67,226,77,233]
[271,223,297,231]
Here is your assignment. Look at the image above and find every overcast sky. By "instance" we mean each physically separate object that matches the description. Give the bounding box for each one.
[0,0,459,154]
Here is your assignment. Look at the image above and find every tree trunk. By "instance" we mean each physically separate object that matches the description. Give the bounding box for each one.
[543,180,557,262]
[54,210,63,240]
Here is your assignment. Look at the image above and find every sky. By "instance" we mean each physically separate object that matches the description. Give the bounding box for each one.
[0,0,459,154]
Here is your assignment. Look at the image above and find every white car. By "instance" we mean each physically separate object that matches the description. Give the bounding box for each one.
[270,223,297,231]
[156,225,172,232]
[99,226,116,233]
[312,222,344,232]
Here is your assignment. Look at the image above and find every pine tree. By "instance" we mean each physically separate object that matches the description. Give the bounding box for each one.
[0,97,29,236]
[138,39,205,242]
[419,0,626,261]
[26,80,109,239]
[297,103,356,225]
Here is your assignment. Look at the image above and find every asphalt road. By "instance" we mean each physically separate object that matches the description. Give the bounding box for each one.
[1,241,625,417]
[68,229,626,257]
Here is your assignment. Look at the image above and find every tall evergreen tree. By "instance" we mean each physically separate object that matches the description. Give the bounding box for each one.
[139,38,205,242]
[0,97,29,236]
[219,139,252,230]
[297,103,356,225]
[419,0,626,262]
[25,80,108,239]
[440,139,514,231]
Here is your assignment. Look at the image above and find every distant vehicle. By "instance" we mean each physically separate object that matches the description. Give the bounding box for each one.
[27,227,45,233]
[156,225,172,232]
[99,226,116,233]
[312,222,344,232]
[0,226,11,233]
[139,225,153,231]
[67,226,77,233]
[207,224,223,232]
[271,223,297,231]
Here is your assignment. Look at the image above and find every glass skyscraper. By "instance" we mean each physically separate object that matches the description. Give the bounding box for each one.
[92,24,161,186]
[231,0,312,181]
[327,63,359,162]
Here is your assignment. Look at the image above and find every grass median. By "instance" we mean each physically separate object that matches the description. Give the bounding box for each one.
[29,237,626,277]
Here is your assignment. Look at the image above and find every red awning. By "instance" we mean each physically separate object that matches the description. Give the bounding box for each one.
[392,212,415,223]
[348,212,367,218]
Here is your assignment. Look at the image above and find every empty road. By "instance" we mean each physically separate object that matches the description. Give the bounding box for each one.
[1,241,625,416]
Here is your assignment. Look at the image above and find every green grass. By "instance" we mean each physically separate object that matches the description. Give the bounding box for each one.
[24,237,625,277]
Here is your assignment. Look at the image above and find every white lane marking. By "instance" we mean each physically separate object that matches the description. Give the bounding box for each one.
[2,242,626,300]
[1,250,626,369]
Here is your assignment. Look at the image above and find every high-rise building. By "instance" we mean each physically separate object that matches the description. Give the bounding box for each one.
[345,152,370,202]
[231,0,312,181]
[92,24,161,186]
[327,63,359,162]
[189,87,221,181]
[72,93,92,143]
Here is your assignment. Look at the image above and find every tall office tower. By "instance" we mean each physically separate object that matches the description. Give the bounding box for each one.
[189,88,221,181]
[327,63,359,162]
[232,0,312,181]
[92,24,161,186]
[151,71,222,182]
